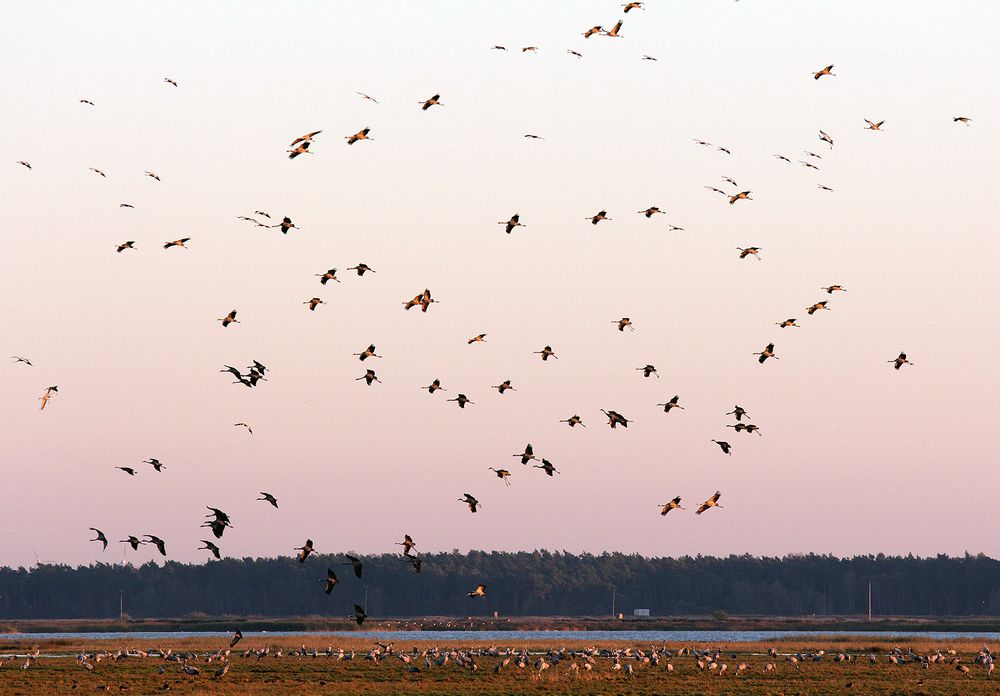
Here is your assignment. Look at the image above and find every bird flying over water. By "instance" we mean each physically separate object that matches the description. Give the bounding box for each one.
[467,583,487,598]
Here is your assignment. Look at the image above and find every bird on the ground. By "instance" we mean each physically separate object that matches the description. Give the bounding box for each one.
[696,491,723,514]
[39,385,58,410]
[468,584,487,598]
[343,555,364,578]
[729,191,752,204]
[493,379,516,394]
[490,468,512,486]
[813,64,835,79]
[420,94,442,110]
[397,535,416,555]
[304,297,325,311]
[422,379,444,394]
[257,492,278,508]
[711,440,732,455]
[602,409,631,428]
[120,536,142,551]
[459,493,480,513]
[89,528,108,551]
[889,352,913,370]
[657,395,684,413]
[514,444,538,465]
[353,604,367,625]
[296,539,315,562]
[954,116,972,125]
[737,246,762,260]
[637,364,659,378]
[89,168,106,177]
[218,310,239,328]
[822,285,846,294]
[199,540,221,559]
[819,130,834,148]
[354,344,381,361]
[468,334,487,344]
[582,26,603,38]
[588,210,611,224]
[777,318,800,328]
[499,213,524,234]
[659,497,684,515]
[117,467,138,476]
[560,414,585,427]
[164,78,178,87]
[534,459,559,476]
[638,206,665,218]
[535,345,557,360]
[864,119,885,131]
[345,128,372,145]
[614,317,634,332]
[754,343,778,363]
[448,393,474,408]
[357,369,381,385]
[116,241,135,253]
[11,356,32,366]
[322,569,338,594]
[143,458,165,472]
[163,238,190,249]
[604,20,624,37]
[807,301,830,315]
[234,422,253,435]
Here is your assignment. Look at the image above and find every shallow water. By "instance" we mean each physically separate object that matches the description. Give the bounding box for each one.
[6,629,1000,642]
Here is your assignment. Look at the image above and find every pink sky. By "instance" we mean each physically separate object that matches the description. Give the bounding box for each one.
[1,1,997,567]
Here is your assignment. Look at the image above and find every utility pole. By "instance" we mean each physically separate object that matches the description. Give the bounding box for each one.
[867,581,872,623]
[119,590,124,622]
[611,588,616,619]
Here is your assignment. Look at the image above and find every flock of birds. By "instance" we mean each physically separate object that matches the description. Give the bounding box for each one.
[6,1,976,648]
[3,638,998,687]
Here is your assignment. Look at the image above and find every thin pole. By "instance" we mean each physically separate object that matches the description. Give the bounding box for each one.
[867,581,872,622]
[119,591,124,621]
[611,588,616,619]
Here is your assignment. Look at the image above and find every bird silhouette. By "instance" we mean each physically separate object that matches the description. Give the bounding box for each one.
[696,491,723,514]
[459,493,480,513]
[89,528,108,551]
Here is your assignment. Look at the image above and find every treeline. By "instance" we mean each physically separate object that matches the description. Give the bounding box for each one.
[2,551,1000,620]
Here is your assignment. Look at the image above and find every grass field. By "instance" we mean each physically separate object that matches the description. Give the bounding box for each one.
[1,636,997,694]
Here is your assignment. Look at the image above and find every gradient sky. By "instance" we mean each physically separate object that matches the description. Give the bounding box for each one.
[2,1,997,568]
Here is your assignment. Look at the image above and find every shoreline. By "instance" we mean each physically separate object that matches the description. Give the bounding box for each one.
[5,615,1000,635]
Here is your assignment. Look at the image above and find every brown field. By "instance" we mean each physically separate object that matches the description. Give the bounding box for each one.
[1,636,998,695]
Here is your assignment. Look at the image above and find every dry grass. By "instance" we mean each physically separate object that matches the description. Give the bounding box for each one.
[0,636,996,695]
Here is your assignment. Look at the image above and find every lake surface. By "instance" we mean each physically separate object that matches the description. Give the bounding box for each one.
[7,629,1000,642]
